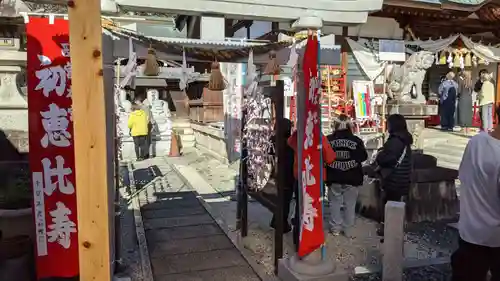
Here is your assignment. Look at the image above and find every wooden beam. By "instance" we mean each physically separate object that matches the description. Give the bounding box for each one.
[497,64,500,124]
[226,20,253,37]
[68,0,112,281]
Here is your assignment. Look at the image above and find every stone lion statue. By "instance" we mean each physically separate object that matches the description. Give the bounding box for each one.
[387,51,434,103]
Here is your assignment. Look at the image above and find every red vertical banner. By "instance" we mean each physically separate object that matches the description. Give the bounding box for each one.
[26,17,79,279]
[298,35,324,257]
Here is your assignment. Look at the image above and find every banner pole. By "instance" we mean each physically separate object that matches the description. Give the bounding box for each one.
[317,30,326,261]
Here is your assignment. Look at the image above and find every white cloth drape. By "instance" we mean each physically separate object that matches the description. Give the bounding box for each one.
[459,35,500,63]
[407,35,460,53]
[406,34,500,63]
[119,37,137,88]
[346,38,387,81]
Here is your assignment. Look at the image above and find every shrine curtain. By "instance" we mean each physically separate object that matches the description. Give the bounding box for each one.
[407,34,500,63]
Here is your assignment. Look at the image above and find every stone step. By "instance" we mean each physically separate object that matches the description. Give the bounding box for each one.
[150,249,249,276]
[425,147,464,159]
[181,140,195,148]
[427,152,462,167]
[156,266,260,281]
[149,234,234,257]
[172,120,192,129]
[423,138,469,149]
[432,143,468,152]
[174,127,194,135]
[179,134,195,142]
[144,214,214,230]
[436,159,459,170]
[180,127,194,135]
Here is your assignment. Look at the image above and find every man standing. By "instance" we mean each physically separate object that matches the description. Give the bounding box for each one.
[134,95,153,159]
[451,106,500,281]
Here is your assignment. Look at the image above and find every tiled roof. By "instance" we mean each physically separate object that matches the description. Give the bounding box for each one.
[104,25,296,61]
[411,0,486,5]
[446,0,486,5]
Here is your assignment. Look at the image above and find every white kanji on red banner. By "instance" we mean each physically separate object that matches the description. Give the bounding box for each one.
[47,201,77,249]
[40,103,72,148]
[41,155,74,196]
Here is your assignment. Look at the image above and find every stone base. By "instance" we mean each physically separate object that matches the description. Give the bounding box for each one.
[120,135,171,160]
[357,167,458,223]
[278,257,348,281]
[0,109,28,132]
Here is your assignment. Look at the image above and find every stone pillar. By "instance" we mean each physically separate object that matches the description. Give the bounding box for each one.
[382,201,406,281]
[0,51,28,132]
[200,16,225,41]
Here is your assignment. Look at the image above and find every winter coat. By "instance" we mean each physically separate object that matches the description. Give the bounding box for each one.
[479,80,495,106]
[326,130,368,186]
[269,120,295,188]
[287,132,336,180]
[439,80,458,104]
[375,131,413,194]
[127,109,149,137]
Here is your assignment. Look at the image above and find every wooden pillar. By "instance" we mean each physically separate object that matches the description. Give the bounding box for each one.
[496,64,500,124]
[68,1,112,281]
[341,27,349,102]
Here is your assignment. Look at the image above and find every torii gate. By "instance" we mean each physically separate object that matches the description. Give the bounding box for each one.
[67,1,113,280]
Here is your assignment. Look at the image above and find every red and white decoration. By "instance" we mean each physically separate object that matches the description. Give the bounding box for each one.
[27,16,79,279]
[298,35,325,257]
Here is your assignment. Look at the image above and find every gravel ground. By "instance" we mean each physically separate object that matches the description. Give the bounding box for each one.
[175,148,460,279]
[353,264,452,281]
[406,220,459,254]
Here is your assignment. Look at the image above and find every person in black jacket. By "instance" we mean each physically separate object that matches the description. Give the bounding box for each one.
[375,113,413,236]
[473,69,488,93]
[326,114,368,236]
[269,118,294,233]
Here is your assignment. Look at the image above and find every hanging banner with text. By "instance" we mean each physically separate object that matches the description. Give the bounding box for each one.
[27,16,79,279]
[298,35,325,257]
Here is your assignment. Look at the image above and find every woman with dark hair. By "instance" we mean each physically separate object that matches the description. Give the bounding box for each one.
[457,70,473,128]
[375,114,413,236]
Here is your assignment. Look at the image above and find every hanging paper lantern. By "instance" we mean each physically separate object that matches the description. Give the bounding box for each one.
[439,51,447,65]
[472,55,478,67]
[478,56,486,65]
[453,50,461,68]
[464,51,472,67]
[447,52,453,68]
[208,61,226,91]
[143,47,160,76]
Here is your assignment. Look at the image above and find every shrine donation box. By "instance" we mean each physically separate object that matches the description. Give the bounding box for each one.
[188,88,224,123]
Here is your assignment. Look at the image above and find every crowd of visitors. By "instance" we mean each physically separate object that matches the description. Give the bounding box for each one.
[269,107,499,280]
[439,69,495,132]
[269,113,413,250]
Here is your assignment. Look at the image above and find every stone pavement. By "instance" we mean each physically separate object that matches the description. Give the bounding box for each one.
[421,128,471,171]
[130,159,260,281]
[165,148,456,280]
